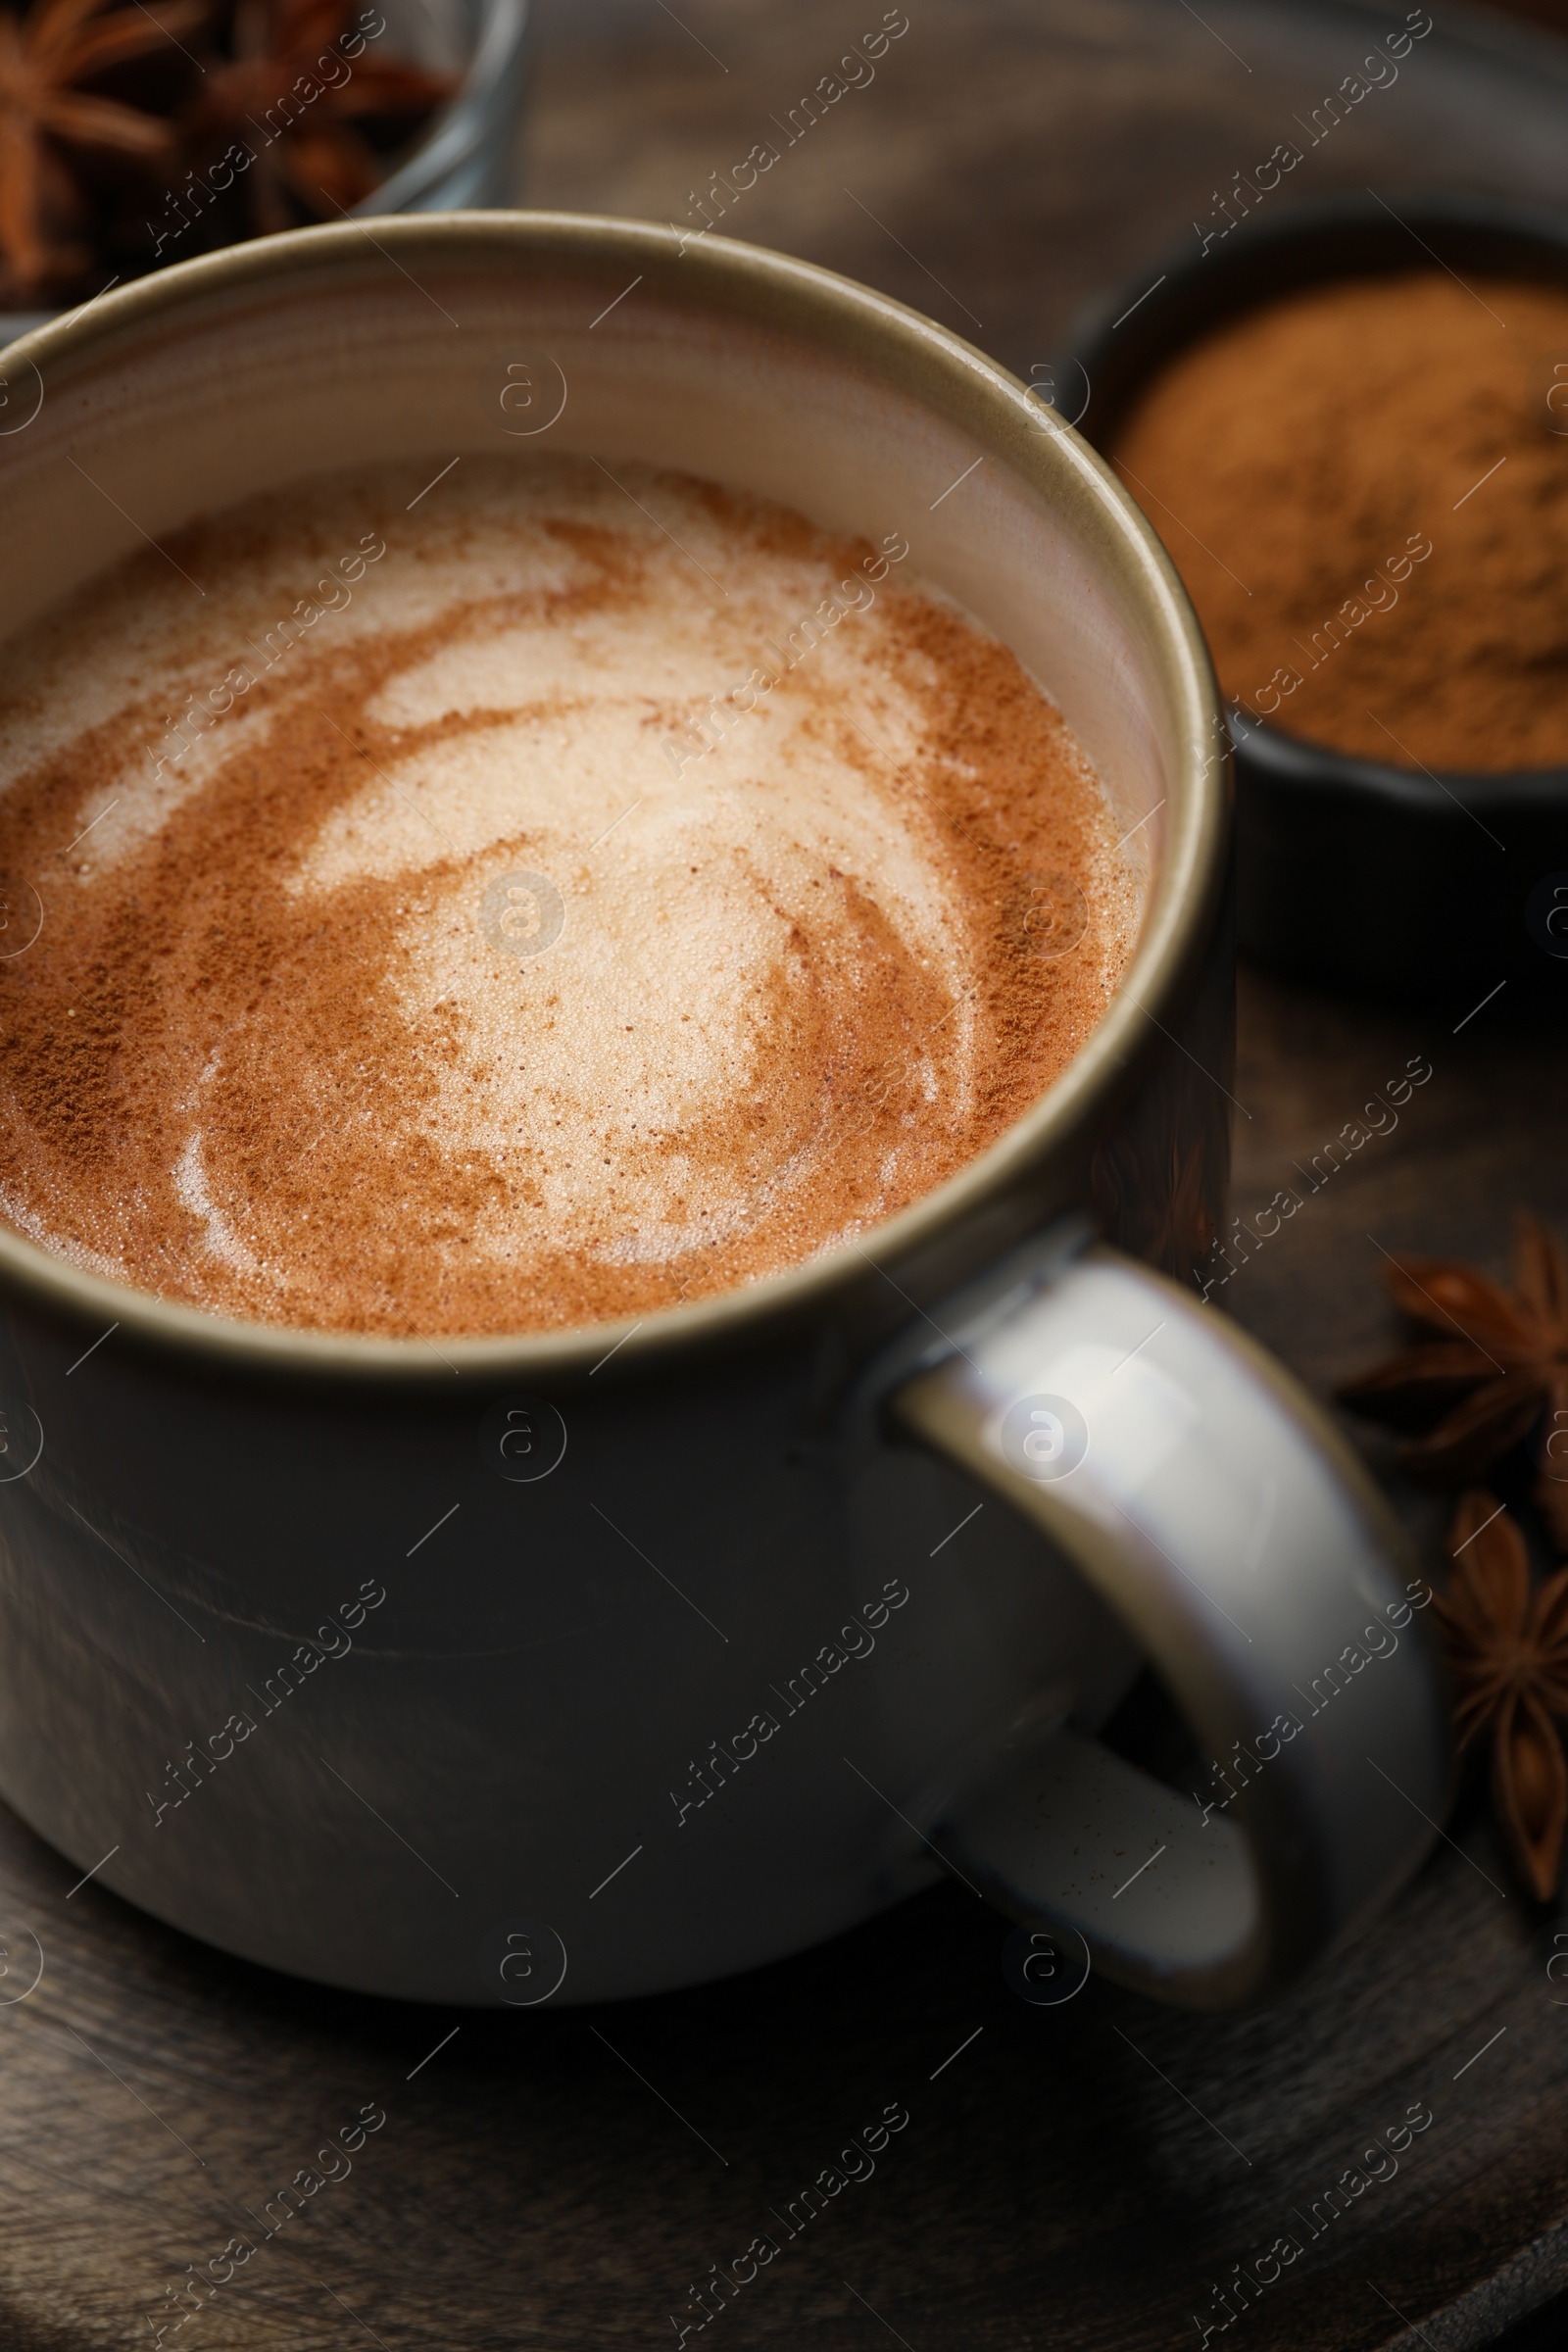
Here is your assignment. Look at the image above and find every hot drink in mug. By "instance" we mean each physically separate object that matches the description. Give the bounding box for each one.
[0,216,1447,2010]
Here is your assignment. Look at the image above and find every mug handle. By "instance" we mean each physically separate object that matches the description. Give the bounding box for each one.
[885,1224,1451,2010]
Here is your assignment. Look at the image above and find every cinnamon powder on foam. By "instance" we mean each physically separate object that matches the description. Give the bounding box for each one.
[0,458,1136,1339]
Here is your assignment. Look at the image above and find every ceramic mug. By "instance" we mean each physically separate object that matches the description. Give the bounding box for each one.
[0,215,1448,2011]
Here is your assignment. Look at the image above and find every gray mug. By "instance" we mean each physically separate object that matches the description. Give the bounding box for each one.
[0,215,1448,2011]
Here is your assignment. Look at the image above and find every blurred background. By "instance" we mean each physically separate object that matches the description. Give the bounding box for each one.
[514,0,1568,374]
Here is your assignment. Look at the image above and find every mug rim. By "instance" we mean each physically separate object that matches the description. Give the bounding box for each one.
[0,209,1225,1383]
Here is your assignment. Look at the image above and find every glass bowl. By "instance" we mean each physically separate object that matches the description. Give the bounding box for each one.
[0,0,529,347]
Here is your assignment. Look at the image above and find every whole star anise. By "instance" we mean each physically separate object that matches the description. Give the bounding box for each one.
[0,0,203,299]
[1339,1212,1568,1549]
[184,0,452,236]
[1433,1489,1568,1899]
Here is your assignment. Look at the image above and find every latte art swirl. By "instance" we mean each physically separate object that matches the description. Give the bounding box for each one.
[0,459,1137,1336]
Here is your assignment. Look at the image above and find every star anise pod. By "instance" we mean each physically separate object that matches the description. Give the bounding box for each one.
[184,0,452,236]
[0,0,203,299]
[1339,1212,1568,1549]
[1433,1490,1568,1898]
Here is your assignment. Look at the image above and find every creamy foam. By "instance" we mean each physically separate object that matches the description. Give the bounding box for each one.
[0,458,1138,1336]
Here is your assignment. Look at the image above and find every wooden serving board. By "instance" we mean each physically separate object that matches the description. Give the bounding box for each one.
[7,2,1568,2345]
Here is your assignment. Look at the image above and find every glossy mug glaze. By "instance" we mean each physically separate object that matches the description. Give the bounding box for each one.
[0,215,1448,2010]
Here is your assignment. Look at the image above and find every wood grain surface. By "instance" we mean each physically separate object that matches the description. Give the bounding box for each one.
[5,3,1568,2348]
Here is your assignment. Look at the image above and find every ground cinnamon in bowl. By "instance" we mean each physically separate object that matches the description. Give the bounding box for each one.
[1111,270,1568,773]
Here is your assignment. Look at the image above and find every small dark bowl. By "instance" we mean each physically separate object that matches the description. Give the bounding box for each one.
[1062,192,1568,1016]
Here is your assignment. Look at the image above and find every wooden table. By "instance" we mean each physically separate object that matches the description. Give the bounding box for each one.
[7,3,1568,2346]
